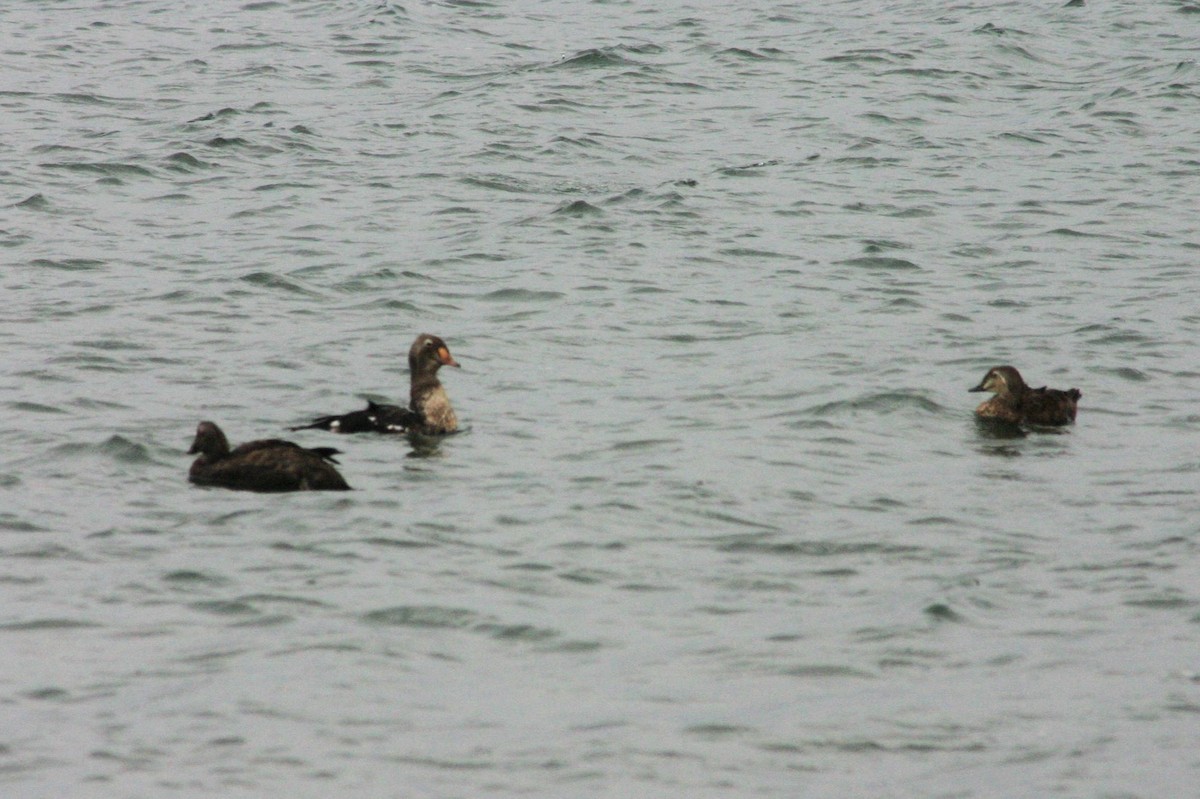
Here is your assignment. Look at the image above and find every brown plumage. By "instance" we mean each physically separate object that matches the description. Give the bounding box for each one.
[969,365,1081,427]
[292,333,461,436]
[188,421,351,492]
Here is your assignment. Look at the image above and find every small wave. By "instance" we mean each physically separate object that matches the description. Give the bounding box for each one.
[0,513,42,532]
[716,536,923,558]
[187,107,240,123]
[884,67,965,79]
[239,271,321,296]
[29,257,105,271]
[54,93,116,106]
[361,605,559,643]
[717,47,771,60]
[718,247,793,259]
[779,664,875,679]
[50,435,154,464]
[924,603,964,622]
[1100,366,1150,382]
[720,159,783,175]
[164,151,208,171]
[610,438,678,452]
[0,618,100,632]
[837,256,922,271]
[473,622,557,642]
[460,175,532,194]
[804,392,945,416]
[1045,227,1105,238]
[515,98,589,113]
[191,599,256,617]
[552,199,602,216]
[550,48,637,70]
[9,401,69,415]
[13,193,50,210]
[823,50,903,65]
[99,435,154,463]
[974,23,1020,35]
[204,136,251,148]
[480,288,564,302]
[362,605,480,629]
[40,161,152,178]
[163,570,227,585]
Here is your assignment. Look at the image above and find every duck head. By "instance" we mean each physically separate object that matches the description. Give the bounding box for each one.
[188,421,231,458]
[409,333,460,376]
[970,365,1026,395]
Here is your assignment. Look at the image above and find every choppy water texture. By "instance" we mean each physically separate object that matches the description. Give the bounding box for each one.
[3,0,1199,796]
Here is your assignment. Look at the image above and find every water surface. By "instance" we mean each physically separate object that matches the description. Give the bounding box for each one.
[2,1,1199,796]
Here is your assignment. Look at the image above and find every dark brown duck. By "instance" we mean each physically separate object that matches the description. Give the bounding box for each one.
[188,421,351,492]
[970,365,1081,426]
[293,333,460,435]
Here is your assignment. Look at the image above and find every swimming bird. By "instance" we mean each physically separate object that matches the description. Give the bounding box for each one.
[969,365,1081,426]
[187,421,351,492]
[292,333,460,435]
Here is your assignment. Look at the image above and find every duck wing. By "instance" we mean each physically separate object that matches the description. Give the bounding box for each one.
[225,438,343,464]
[1022,386,1081,425]
[291,400,420,434]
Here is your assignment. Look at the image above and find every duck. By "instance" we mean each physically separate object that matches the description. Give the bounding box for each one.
[293,333,460,436]
[969,365,1081,426]
[188,421,351,492]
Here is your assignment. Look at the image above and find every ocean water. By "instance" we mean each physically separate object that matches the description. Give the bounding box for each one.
[2,0,1199,796]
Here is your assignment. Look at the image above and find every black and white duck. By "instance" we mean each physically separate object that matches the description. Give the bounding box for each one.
[292,333,461,436]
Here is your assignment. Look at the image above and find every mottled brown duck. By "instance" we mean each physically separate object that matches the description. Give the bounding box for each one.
[970,365,1081,427]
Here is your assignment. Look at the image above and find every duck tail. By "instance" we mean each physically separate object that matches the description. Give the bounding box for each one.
[309,447,344,464]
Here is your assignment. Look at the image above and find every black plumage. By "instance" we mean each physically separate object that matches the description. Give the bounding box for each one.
[188,421,351,492]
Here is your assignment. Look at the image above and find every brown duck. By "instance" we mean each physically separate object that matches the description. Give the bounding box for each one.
[970,365,1081,426]
[188,421,351,492]
[293,333,460,435]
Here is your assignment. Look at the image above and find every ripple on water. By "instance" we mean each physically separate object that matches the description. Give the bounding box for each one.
[360,605,563,645]
[27,257,106,271]
[8,402,69,415]
[239,271,322,296]
[14,193,52,210]
[0,618,100,631]
[0,513,44,532]
[800,392,946,417]
[480,288,565,302]
[40,435,153,465]
[39,161,154,179]
[714,534,926,559]
[2,2,1198,795]
[837,256,922,271]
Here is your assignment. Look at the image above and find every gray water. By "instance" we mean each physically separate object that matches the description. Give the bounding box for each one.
[3,0,1199,796]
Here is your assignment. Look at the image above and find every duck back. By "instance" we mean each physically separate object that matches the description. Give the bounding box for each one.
[1022,386,1081,426]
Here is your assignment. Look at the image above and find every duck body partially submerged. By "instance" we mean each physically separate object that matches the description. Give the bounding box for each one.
[970,365,1081,427]
[293,333,460,436]
[188,421,351,492]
